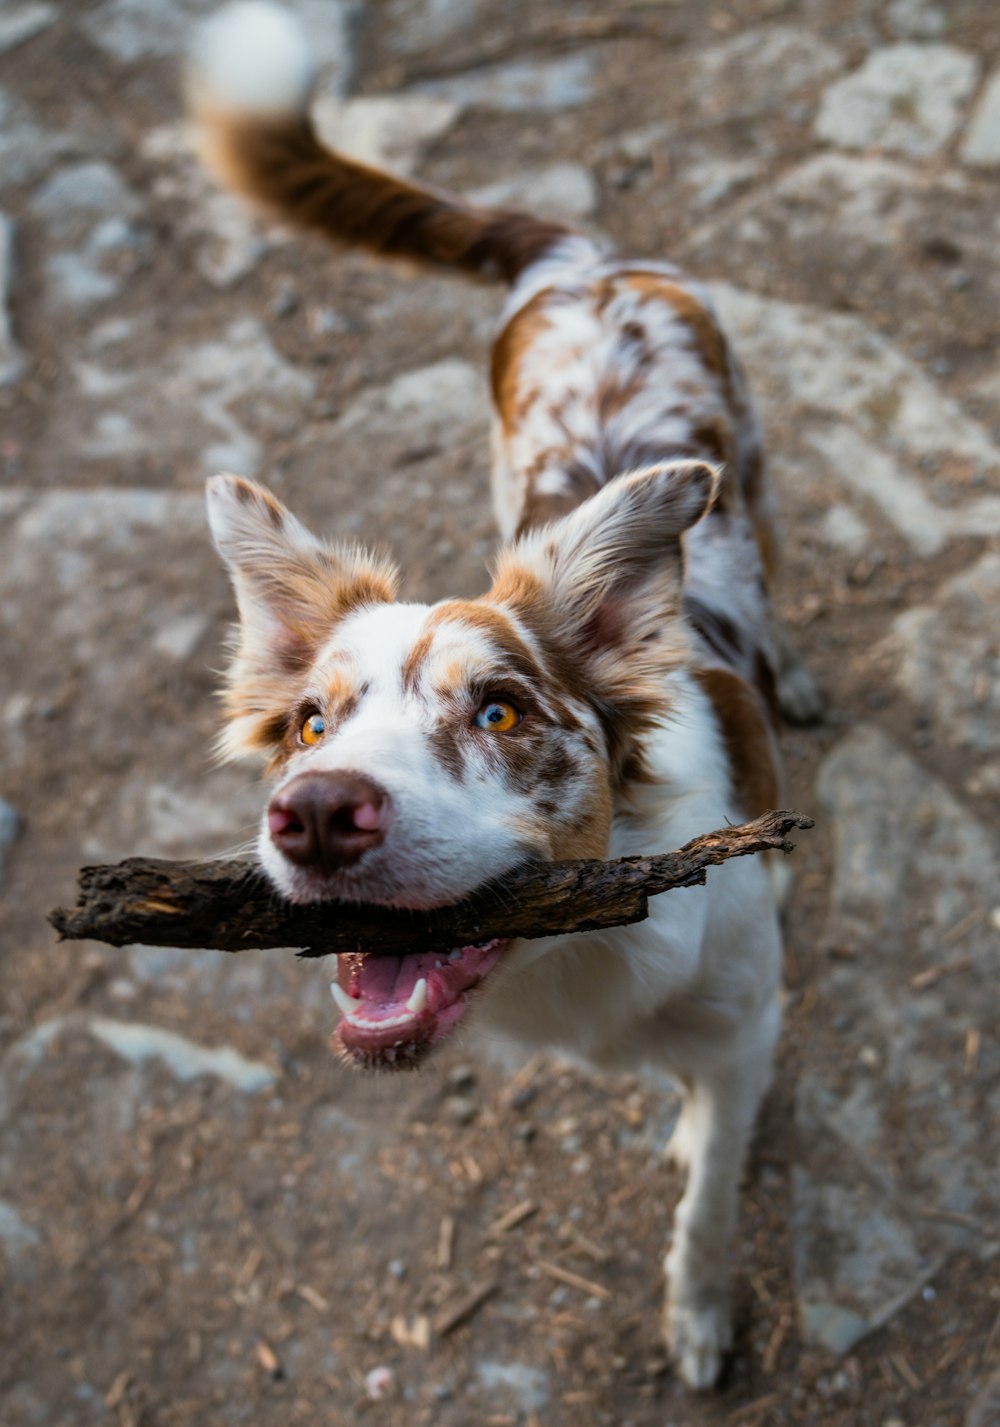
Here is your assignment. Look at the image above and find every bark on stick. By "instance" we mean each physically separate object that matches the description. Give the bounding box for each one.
[49,810,812,958]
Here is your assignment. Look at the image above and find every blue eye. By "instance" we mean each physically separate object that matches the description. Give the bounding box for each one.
[474,700,521,732]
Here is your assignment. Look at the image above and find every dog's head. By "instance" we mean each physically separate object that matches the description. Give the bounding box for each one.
[207,462,717,1067]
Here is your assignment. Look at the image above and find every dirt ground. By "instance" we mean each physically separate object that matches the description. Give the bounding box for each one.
[1,1,998,1425]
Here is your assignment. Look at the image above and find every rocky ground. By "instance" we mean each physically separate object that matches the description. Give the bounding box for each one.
[1,1,999,1424]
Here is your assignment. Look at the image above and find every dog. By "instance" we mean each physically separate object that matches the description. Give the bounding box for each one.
[187,1,821,1390]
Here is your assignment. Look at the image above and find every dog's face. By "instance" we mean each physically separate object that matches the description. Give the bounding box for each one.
[207,462,716,1067]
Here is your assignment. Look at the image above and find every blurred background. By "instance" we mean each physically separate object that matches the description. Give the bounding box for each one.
[1,1,998,1424]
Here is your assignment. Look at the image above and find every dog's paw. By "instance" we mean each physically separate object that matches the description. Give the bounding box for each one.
[663,1291,732,1390]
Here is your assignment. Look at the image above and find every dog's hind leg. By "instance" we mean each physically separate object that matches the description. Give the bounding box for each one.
[661,998,780,1389]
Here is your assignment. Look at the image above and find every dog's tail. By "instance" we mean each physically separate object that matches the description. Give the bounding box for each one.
[187,2,574,285]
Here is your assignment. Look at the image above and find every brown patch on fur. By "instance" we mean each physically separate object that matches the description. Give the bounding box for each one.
[491,295,557,433]
[695,667,780,819]
[489,554,689,793]
[428,716,468,783]
[623,273,731,384]
[400,628,436,693]
[233,479,286,528]
[489,565,547,613]
[196,110,569,285]
[687,419,736,469]
[428,600,549,688]
[219,550,397,761]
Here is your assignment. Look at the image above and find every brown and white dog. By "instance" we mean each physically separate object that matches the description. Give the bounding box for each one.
[189,1,821,1390]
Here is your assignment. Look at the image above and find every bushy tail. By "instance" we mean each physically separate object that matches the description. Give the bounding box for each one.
[187,2,572,284]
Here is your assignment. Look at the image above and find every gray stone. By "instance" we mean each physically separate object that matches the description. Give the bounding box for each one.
[32,161,140,231]
[0,84,74,193]
[469,163,598,223]
[0,213,24,387]
[83,0,358,95]
[45,250,127,307]
[692,24,843,114]
[792,727,1000,1352]
[88,1017,277,1093]
[818,725,998,953]
[710,282,1000,554]
[967,1370,1000,1427]
[682,155,764,211]
[151,611,211,661]
[0,2,55,55]
[70,317,315,474]
[0,1016,276,1124]
[0,798,22,887]
[415,53,595,113]
[476,1361,550,1413]
[31,161,148,308]
[0,1199,41,1260]
[819,505,869,553]
[314,94,459,178]
[816,44,979,157]
[961,69,1000,167]
[382,0,485,55]
[793,1161,933,1354]
[336,358,487,445]
[886,0,948,39]
[127,769,265,860]
[141,122,275,289]
[882,553,1000,757]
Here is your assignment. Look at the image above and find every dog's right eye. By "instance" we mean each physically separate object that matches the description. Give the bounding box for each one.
[474,699,522,733]
[301,713,326,745]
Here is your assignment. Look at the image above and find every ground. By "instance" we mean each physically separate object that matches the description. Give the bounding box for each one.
[1,1,999,1424]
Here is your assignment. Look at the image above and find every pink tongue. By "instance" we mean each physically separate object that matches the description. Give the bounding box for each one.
[342,943,506,1019]
[355,952,432,1006]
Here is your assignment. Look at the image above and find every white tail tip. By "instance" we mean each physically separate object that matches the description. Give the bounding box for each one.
[189,2,315,116]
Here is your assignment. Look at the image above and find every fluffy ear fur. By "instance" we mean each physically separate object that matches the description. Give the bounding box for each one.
[206,474,398,757]
[489,461,719,777]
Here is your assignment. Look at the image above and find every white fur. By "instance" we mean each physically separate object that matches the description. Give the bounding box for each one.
[258,601,546,908]
[191,2,314,115]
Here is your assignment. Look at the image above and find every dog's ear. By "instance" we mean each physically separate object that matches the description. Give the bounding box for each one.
[490,461,719,768]
[206,474,398,756]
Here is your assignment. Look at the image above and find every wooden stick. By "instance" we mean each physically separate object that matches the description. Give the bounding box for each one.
[48,809,812,959]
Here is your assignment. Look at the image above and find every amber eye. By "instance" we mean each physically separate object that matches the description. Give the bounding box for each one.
[301,712,326,745]
[474,699,521,733]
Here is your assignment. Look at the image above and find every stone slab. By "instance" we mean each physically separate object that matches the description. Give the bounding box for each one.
[816,43,979,157]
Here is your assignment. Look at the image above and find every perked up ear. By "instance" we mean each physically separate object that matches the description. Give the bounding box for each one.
[489,461,719,764]
[206,474,398,756]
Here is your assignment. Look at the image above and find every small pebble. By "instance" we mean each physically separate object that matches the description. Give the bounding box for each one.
[446,1064,477,1092]
[442,1094,477,1125]
[365,1365,395,1401]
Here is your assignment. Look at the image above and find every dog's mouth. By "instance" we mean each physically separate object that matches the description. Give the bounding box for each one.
[330,939,508,1070]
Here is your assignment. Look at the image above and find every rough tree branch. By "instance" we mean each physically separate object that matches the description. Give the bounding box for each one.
[49,810,813,959]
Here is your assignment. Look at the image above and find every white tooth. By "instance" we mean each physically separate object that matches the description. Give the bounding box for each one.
[330,982,362,1017]
[434,959,443,969]
[448,948,462,962]
[406,978,428,1015]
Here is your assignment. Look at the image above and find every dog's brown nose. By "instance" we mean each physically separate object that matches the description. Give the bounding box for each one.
[267,772,390,871]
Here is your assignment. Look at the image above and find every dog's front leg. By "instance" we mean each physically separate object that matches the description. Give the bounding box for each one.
[661,1002,779,1389]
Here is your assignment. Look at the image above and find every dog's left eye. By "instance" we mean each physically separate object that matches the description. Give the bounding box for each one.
[300,712,326,745]
[474,699,521,732]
